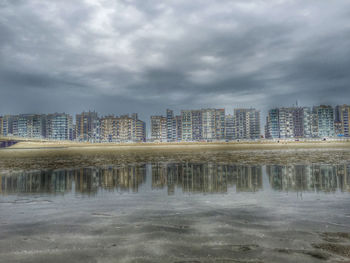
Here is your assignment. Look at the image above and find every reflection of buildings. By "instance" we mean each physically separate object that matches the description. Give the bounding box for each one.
[2,163,350,196]
[266,164,350,192]
[151,163,263,194]
[0,165,146,195]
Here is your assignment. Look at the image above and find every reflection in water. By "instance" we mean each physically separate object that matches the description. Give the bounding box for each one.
[267,164,350,193]
[152,164,262,195]
[1,163,350,195]
[0,165,147,195]
[0,140,18,148]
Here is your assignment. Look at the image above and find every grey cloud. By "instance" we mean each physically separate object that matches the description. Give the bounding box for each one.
[0,0,349,121]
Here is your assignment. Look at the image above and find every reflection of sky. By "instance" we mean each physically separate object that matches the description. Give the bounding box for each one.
[1,163,350,196]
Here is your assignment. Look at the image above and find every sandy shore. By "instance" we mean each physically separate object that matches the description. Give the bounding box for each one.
[3,139,350,151]
[0,140,350,172]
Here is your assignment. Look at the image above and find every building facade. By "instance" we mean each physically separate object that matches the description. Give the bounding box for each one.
[46,113,73,141]
[151,115,167,142]
[181,110,192,141]
[313,105,335,138]
[75,111,99,142]
[335,105,350,137]
[234,109,260,140]
[225,114,235,140]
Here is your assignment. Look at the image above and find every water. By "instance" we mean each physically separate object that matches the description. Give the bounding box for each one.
[0,140,18,148]
[1,149,350,262]
[1,163,349,195]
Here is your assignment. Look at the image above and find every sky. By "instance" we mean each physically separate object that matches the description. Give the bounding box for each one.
[0,0,349,122]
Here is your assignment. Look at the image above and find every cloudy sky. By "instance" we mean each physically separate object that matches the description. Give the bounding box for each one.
[0,0,349,121]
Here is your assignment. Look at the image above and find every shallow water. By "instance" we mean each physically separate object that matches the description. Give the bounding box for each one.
[1,149,350,262]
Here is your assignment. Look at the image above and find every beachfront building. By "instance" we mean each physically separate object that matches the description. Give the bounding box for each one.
[134,116,146,142]
[302,107,313,138]
[313,105,335,138]
[100,116,117,142]
[100,114,146,142]
[265,109,280,139]
[191,110,202,141]
[0,114,46,139]
[215,109,226,140]
[234,108,260,140]
[225,114,235,140]
[201,108,226,141]
[335,105,350,137]
[0,115,17,136]
[13,114,46,139]
[201,109,216,141]
[166,109,177,142]
[75,111,99,142]
[278,108,295,138]
[150,115,167,142]
[181,110,192,141]
[46,113,73,141]
[175,115,182,141]
[0,116,4,136]
[265,107,313,139]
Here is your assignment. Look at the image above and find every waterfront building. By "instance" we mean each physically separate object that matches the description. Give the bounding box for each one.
[191,110,202,141]
[175,115,182,141]
[181,110,192,141]
[335,105,350,137]
[135,119,146,142]
[265,109,280,139]
[101,114,146,142]
[225,114,235,140]
[278,108,294,138]
[265,107,313,139]
[292,108,304,138]
[302,107,313,138]
[151,115,167,142]
[311,110,319,138]
[201,109,216,140]
[46,113,73,140]
[313,105,335,138]
[100,115,117,142]
[13,114,46,139]
[0,116,4,136]
[215,109,226,140]
[75,111,99,142]
[201,108,225,141]
[1,115,17,136]
[166,109,176,142]
[234,108,260,139]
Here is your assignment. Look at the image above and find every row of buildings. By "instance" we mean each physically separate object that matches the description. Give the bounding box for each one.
[0,104,349,142]
[265,105,350,139]
[150,108,260,142]
[0,112,146,142]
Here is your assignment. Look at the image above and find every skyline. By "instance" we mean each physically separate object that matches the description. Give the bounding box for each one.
[1,0,350,122]
[1,103,348,140]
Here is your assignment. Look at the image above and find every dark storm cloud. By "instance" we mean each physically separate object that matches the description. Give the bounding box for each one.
[0,0,349,120]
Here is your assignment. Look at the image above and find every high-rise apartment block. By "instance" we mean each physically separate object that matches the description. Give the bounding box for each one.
[75,111,99,142]
[225,114,235,140]
[335,105,350,137]
[234,109,260,139]
[266,105,339,139]
[265,107,313,139]
[46,113,73,140]
[100,114,146,142]
[313,105,335,138]
[181,110,192,141]
[151,115,167,142]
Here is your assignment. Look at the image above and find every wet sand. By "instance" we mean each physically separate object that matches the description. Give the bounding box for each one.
[1,187,350,263]
[1,141,350,172]
[0,146,350,262]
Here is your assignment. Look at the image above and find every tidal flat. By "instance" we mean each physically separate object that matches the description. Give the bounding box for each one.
[1,144,350,262]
